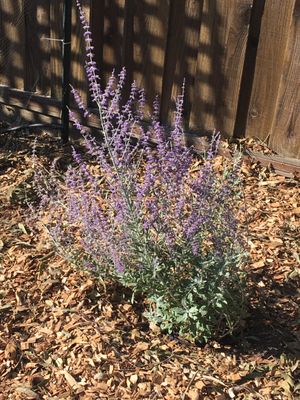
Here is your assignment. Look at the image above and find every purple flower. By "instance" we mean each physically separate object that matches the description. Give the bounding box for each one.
[70,86,90,118]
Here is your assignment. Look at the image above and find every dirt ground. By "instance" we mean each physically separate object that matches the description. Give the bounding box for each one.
[0,130,299,399]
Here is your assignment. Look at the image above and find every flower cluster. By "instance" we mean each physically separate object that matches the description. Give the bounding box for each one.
[32,2,247,341]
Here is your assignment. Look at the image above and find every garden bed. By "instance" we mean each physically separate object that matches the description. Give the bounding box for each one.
[0,130,299,399]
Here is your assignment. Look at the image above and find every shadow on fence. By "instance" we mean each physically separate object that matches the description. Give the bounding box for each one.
[1,0,300,158]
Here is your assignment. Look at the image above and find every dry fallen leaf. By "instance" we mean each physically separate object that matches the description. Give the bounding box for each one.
[228,387,236,399]
[132,341,149,355]
[251,260,265,269]
[188,388,200,400]
[4,339,19,362]
[195,380,205,390]
[293,207,300,216]
[130,374,138,385]
[269,238,284,248]
[61,370,79,388]
[15,386,40,399]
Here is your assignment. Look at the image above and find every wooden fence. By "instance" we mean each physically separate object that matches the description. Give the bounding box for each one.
[0,0,300,159]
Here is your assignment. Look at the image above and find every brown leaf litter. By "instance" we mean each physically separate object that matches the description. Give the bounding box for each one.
[0,130,299,399]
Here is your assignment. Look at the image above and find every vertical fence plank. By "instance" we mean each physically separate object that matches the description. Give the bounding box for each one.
[160,0,203,125]
[190,0,253,137]
[133,0,170,113]
[70,0,89,104]
[102,0,125,82]
[245,0,295,141]
[88,0,105,106]
[24,0,51,95]
[36,1,51,96]
[50,0,64,100]
[24,1,38,92]
[122,0,135,95]
[0,0,25,90]
[233,0,265,138]
[268,1,300,158]
[90,0,104,78]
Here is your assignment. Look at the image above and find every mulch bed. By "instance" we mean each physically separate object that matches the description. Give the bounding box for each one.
[0,130,299,400]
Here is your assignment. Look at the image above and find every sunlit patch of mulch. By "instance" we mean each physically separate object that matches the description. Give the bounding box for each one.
[0,130,299,399]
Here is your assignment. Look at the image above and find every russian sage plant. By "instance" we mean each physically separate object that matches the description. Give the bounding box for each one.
[32,0,247,341]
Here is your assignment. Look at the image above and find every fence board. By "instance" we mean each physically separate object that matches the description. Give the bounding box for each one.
[160,0,203,125]
[0,104,60,127]
[0,0,25,90]
[24,1,38,92]
[190,0,253,137]
[122,0,135,95]
[268,1,300,159]
[24,1,37,92]
[102,0,125,82]
[24,1,51,95]
[233,0,266,138]
[0,86,61,119]
[70,0,89,104]
[245,0,295,141]
[50,1,64,99]
[36,1,51,95]
[90,0,105,101]
[0,86,97,127]
[133,0,170,113]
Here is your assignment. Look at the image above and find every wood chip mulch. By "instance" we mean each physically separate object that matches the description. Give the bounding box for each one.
[0,130,299,400]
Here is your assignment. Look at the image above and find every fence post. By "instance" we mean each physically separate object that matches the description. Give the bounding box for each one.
[61,0,72,143]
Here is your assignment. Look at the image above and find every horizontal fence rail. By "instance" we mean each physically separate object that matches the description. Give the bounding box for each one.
[0,0,299,159]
